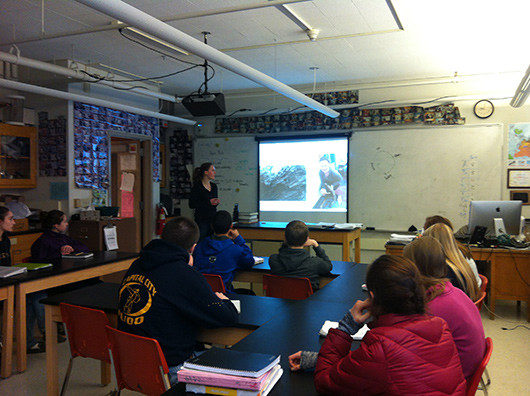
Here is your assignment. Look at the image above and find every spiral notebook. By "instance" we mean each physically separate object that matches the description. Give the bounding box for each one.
[183,348,280,378]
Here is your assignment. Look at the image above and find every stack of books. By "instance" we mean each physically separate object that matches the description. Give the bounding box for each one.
[178,348,282,396]
[238,212,259,224]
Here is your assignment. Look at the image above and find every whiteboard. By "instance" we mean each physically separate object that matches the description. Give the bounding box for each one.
[194,137,258,214]
[194,124,503,231]
[349,125,503,231]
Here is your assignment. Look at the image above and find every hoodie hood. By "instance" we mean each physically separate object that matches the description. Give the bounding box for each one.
[194,235,233,257]
[274,245,311,271]
[137,239,190,271]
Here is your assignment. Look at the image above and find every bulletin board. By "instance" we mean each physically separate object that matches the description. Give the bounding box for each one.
[195,124,503,231]
[194,137,258,213]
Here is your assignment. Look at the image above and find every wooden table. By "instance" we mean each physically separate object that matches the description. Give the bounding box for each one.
[386,244,530,321]
[0,282,15,378]
[42,283,297,396]
[237,222,361,263]
[13,251,137,373]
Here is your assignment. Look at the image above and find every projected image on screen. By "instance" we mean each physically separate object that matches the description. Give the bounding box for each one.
[260,165,306,200]
[259,137,348,213]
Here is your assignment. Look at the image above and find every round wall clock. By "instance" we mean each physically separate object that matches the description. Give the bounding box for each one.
[473,100,494,119]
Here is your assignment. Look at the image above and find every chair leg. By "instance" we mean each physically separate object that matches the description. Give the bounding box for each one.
[60,357,74,396]
[480,377,488,396]
[483,367,491,387]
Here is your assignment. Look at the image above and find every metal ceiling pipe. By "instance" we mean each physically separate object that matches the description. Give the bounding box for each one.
[74,0,340,118]
[0,78,196,125]
[0,51,177,103]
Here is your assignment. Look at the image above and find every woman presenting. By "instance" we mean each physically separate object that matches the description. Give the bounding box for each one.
[189,162,220,241]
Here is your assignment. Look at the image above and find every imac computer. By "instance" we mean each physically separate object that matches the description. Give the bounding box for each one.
[468,200,523,237]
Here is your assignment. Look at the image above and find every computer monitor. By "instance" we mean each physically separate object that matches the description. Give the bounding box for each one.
[468,200,523,236]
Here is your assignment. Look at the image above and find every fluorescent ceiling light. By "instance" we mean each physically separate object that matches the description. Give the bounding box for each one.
[510,65,530,108]
[122,26,190,56]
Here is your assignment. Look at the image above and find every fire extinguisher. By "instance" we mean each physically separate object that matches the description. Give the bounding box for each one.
[156,203,167,236]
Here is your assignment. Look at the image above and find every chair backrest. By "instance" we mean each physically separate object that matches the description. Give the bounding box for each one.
[474,291,487,311]
[479,274,488,293]
[105,326,170,396]
[263,274,313,300]
[475,274,488,311]
[59,303,111,363]
[203,273,227,293]
[466,337,493,396]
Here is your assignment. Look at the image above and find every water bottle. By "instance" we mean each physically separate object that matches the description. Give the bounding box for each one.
[233,203,239,223]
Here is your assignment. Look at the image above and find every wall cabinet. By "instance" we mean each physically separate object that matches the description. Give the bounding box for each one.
[0,123,37,188]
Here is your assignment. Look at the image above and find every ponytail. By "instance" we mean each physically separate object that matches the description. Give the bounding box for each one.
[192,162,213,185]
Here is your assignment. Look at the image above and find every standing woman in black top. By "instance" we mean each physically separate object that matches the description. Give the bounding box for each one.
[189,162,220,241]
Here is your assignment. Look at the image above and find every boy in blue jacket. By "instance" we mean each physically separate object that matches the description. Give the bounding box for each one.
[193,210,255,291]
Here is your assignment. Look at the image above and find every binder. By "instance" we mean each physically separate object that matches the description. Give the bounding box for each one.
[183,348,280,378]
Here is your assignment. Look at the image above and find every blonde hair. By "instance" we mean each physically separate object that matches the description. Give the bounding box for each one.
[403,237,448,302]
[423,223,480,301]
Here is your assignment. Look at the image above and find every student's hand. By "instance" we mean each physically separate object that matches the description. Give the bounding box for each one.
[320,188,327,196]
[60,245,74,255]
[215,292,229,300]
[303,238,318,248]
[210,198,220,206]
[228,228,239,239]
[350,298,372,324]
[288,351,302,371]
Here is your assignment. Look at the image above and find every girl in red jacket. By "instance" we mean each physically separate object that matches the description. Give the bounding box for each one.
[289,255,466,396]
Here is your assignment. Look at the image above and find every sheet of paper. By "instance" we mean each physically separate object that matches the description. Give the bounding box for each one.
[104,226,119,251]
[230,300,241,314]
[120,154,136,171]
[120,190,134,218]
[120,172,135,192]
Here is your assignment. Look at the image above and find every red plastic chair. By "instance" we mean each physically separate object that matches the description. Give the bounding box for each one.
[475,274,488,311]
[59,303,112,396]
[106,326,170,396]
[263,274,313,300]
[203,273,227,293]
[466,337,493,396]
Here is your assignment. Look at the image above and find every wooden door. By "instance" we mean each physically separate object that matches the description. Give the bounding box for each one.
[111,141,141,252]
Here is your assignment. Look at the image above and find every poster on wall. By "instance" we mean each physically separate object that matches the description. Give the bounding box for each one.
[508,123,530,167]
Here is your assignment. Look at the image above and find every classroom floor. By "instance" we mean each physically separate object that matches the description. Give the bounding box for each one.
[0,300,528,395]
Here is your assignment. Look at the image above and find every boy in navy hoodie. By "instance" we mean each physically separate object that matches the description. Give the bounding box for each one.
[118,216,239,385]
[193,210,255,291]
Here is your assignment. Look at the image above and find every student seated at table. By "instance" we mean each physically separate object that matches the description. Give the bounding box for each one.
[423,215,481,287]
[117,217,239,385]
[423,223,481,301]
[0,207,49,353]
[269,220,332,292]
[289,255,466,396]
[403,236,485,381]
[31,210,90,261]
[193,210,255,292]
[28,210,88,351]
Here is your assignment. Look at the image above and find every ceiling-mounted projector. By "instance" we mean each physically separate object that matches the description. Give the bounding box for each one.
[182,93,226,116]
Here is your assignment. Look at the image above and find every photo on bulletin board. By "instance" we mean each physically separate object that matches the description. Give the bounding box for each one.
[507,168,530,188]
